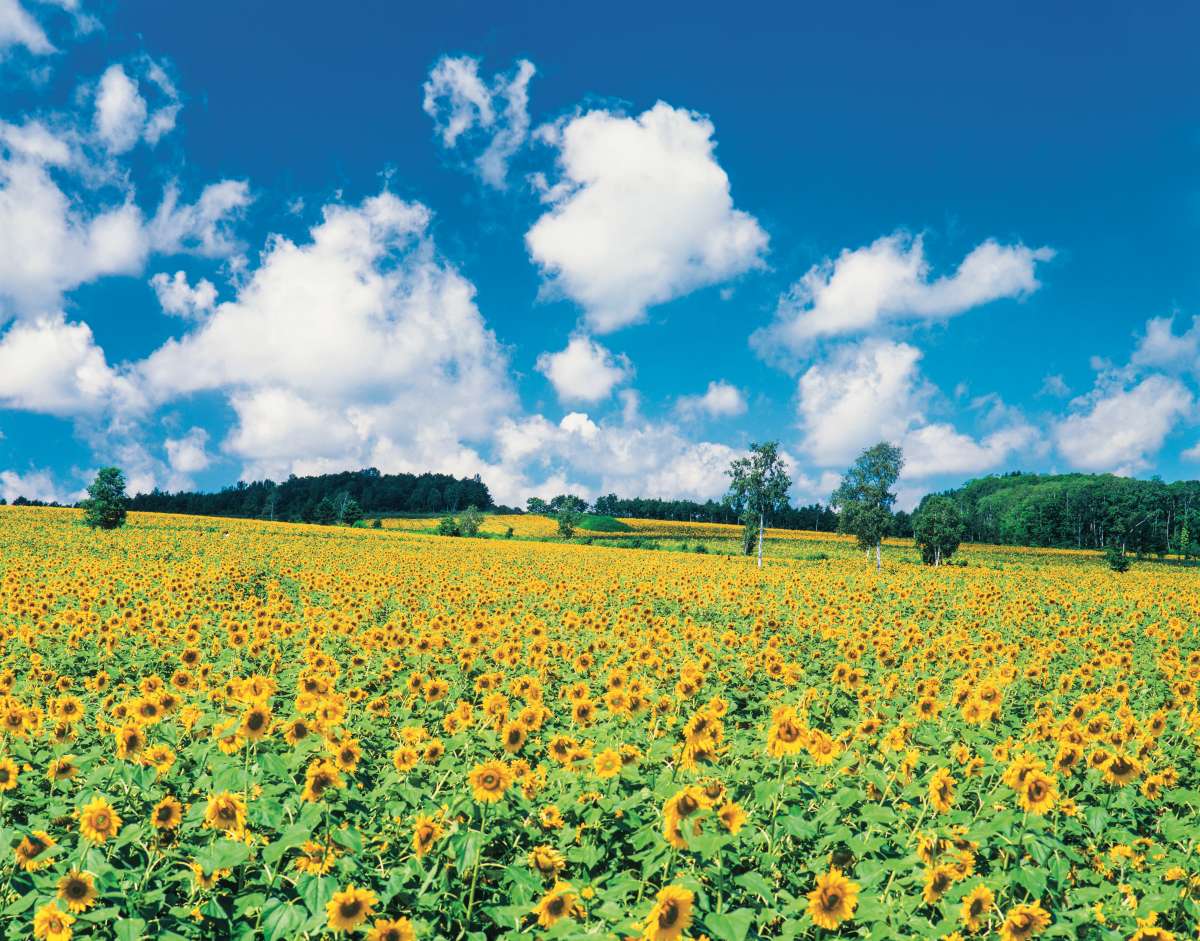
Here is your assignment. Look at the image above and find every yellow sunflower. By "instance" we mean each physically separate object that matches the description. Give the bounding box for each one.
[642,885,694,941]
[325,885,378,934]
[807,868,860,930]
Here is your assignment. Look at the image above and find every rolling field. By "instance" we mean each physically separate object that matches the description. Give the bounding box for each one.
[0,506,1197,940]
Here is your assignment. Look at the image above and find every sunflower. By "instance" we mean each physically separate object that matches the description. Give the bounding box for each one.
[501,721,527,753]
[1017,770,1057,815]
[15,830,57,871]
[661,786,708,849]
[593,748,621,779]
[240,704,272,741]
[293,840,339,875]
[960,885,994,933]
[807,868,859,930]
[151,795,183,830]
[365,918,417,941]
[533,881,585,928]
[642,885,693,941]
[47,755,77,782]
[540,805,564,829]
[528,844,566,877]
[282,717,312,745]
[0,755,18,791]
[922,864,956,905]
[467,760,513,803]
[190,862,230,890]
[332,737,362,772]
[1129,912,1176,941]
[325,885,378,934]
[56,870,97,914]
[412,813,445,858]
[928,768,955,813]
[203,791,246,834]
[392,746,420,773]
[998,902,1051,941]
[32,902,75,941]
[717,801,747,834]
[1102,752,1141,786]
[766,706,807,757]
[302,759,344,802]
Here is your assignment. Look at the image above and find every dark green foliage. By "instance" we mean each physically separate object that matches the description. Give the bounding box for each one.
[370,517,383,529]
[436,516,460,536]
[916,471,1200,555]
[832,442,904,557]
[556,506,582,538]
[81,467,129,530]
[314,495,337,525]
[912,495,967,565]
[339,496,364,526]
[504,526,514,539]
[1106,543,1130,572]
[725,441,793,563]
[459,505,484,537]
[128,468,493,522]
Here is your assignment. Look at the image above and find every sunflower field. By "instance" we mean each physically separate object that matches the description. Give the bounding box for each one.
[0,506,1197,941]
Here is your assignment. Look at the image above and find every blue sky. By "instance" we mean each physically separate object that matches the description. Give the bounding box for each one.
[1,1,1199,508]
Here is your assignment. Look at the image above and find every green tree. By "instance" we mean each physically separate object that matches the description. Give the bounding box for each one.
[339,497,363,526]
[556,506,582,538]
[912,496,966,565]
[314,495,337,525]
[832,442,904,569]
[437,515,460,536]
[1105,543,1130,572]
[81,467,129,530]
[725,441,793,568]
[459,505,484,537]
[526,497,549,515]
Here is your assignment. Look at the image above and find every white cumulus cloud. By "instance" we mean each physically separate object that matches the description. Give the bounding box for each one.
[423,55,536,189]
[164,426,210,475]
[753,232,1053,357]
[535,335,632,403]
[150,270,217,319]
[526,101,767,333]
[0,0,53,56]
[1054,374,1193,475]
[676,380,747,419]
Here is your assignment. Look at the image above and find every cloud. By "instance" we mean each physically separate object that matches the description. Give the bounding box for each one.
[535,335,632,403]
[494,410,741,502]
[0,313,142,416]
[164,426,210,474]
[675,380,747,419]
[138,190,517,484]
[796,339,929,467]
[0,144,248,318]
[526,101,767,333]
[1132,314,1200,372]
[753,232,1053,357]
[1054,374,1193,475]
[1039,373,1070,397]
[150,270,217,319]
[423,55,535,189]
[795,337,1037,478]
[93,60,181,154]
[0,467,79,503]
[0,0,53,56]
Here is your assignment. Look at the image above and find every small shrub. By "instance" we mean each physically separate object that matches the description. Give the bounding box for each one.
[437,516,460,537]
[1106,544,1130,572]
[371,518,382,529]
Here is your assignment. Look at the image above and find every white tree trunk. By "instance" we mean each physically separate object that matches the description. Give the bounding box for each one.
[875,542,881,570]
[757,511,764,569]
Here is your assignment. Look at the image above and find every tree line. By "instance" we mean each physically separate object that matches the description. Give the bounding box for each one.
[526,494,839,531]
[126,468,496,523]
[916,471,1200,557]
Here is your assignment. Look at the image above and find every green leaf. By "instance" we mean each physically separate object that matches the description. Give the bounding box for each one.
[115,918,147,941]
[297,874,337,917]
[1085,805,1108,837]
[263,900,308,941]
[733,871,775,901]
[262,824,311,865]
[196,838,251,872]
[704,908,756,941]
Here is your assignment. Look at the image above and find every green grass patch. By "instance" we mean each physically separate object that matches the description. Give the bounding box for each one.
[577,514,633,532]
